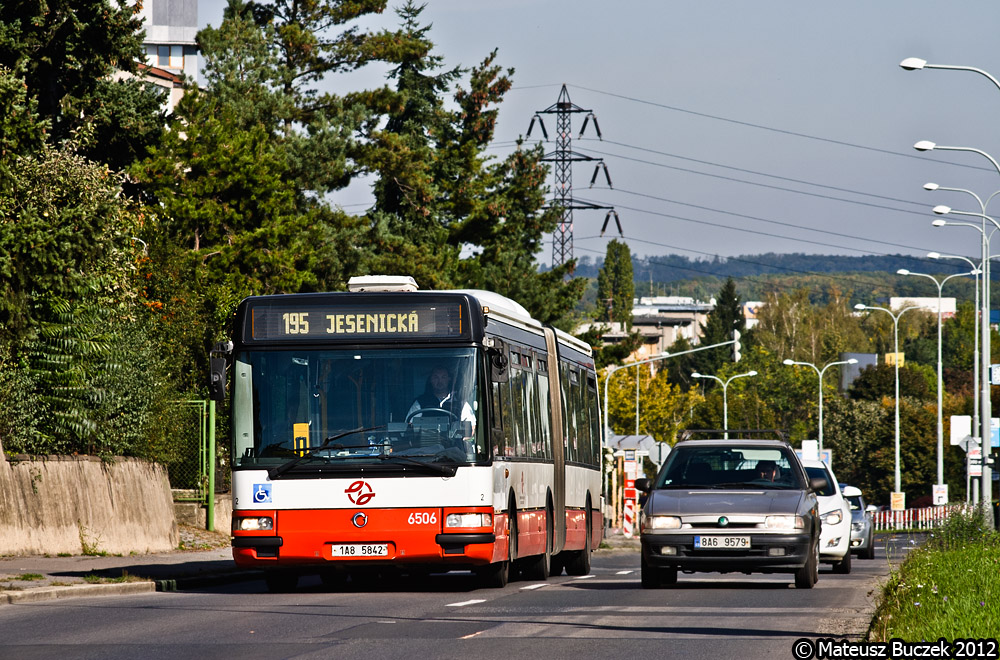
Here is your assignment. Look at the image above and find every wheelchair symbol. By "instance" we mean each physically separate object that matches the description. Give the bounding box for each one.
[253,484,272,503]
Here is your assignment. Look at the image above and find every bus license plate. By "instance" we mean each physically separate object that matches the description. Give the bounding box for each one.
[329,543,389,557]
[694,535,749,549]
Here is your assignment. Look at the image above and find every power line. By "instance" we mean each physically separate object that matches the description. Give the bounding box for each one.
[567,84,994,175]
[583,139,929,212]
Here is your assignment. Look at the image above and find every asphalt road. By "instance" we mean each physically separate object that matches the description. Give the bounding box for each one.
[0,535,917,660]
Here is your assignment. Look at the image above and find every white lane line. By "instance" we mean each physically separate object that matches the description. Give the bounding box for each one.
[615,570,634,575]
[572,574,596,580]
[460,631,485,639]
[520,583,548,590]
[446,599,487,607]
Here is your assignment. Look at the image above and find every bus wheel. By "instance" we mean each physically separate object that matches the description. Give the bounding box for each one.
[477,559,509,588]
[565,507,592,576]
[264,571,298,593]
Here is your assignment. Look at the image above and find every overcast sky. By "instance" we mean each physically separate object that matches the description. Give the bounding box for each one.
[199,0,1000,268]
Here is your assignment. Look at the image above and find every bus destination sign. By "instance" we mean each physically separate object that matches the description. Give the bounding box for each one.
[249,302,467,341]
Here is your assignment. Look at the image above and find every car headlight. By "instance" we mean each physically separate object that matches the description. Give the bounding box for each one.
[642,515,681,532]
[851,521,865,532]
[234,516,273,531]
[821,510,843,526]
[764,515,804,530]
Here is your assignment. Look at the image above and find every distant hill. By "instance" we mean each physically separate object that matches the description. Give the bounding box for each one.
[569,252,982,308]
[571,252,972,281]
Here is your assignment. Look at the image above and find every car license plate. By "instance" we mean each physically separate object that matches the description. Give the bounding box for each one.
[329,543,389,557]
[694,535,750,549]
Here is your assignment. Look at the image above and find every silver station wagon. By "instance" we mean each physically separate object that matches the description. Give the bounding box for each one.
[636,438,826,589]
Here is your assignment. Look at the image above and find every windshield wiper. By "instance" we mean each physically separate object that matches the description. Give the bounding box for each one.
[378,454,457,477]
[267,425,385,480]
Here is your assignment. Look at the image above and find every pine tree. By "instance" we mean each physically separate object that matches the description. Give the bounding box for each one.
[0,0,165,171]
[694,277,746,375]
[596,240,634,328]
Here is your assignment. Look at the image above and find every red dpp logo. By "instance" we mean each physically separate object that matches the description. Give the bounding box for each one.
[345,480,375,505]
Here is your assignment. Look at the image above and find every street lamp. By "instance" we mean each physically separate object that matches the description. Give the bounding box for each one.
[932,203,1000,512]
[781,358,858,456]
[691,370,758,440]
[927,251,982,502]
[904,56,1000,515]
[854,303,920,495]
[897,267,980,492]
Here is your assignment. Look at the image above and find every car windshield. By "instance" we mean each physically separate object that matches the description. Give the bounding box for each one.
[231,347,486,470]
[845,495,862,511]
[655,445,806,490]
[804,466,836,496]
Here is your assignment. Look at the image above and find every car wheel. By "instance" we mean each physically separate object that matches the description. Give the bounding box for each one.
[640,553,664,589]
[833,546,852,574]
[794,539,818,589]
[862,532,876,560]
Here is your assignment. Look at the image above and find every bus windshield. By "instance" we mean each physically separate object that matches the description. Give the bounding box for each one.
[231,347,485,470]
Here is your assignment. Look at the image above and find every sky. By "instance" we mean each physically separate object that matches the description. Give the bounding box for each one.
[198,0,1000,270]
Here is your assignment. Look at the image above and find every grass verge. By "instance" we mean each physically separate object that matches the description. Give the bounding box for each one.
[868,508,1000,639]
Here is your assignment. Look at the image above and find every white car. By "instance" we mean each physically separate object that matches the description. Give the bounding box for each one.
[801,459,851,574]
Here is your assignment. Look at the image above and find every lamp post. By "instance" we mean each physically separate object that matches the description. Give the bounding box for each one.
[897,267,980,492]
[932,203,1000,516]
[691,370,758,440]
[927,251,982,503]
[781,358,858,456]
[854,303,920,494]
[903,57,1000,519]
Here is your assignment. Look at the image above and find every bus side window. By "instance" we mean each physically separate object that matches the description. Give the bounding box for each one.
[575,368,591,465]
[587,374,601,467]
[536,370,552,459]
[491,381,505,458]
[499,375,514,457]
[562,363,578,463]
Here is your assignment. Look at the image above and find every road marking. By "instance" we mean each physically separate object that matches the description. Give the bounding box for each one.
[446,599,487,607]
[615,570,634,575]
[520,583,548,590]
[572,574,596,580]
[460,631,485,639]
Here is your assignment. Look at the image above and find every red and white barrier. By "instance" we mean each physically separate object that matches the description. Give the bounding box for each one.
[623,499,635,538]
[872,503,979,531]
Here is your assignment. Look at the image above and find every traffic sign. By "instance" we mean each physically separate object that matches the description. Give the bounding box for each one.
[970,447,982,477]
[932,484,948,506]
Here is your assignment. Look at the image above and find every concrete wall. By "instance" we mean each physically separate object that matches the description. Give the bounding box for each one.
[0,446,179,556]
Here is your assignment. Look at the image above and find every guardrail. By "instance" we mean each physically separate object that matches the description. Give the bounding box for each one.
[872,503,979,531]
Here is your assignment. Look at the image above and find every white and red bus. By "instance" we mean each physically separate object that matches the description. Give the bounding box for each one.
[212,276,603,591]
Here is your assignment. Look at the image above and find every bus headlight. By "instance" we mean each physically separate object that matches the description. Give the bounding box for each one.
[642,515,681,532]
[234,516,273,531]
[445,513,492,528]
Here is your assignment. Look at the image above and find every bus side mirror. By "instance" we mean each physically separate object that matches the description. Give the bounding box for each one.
[209,341,233,402]
[488,343,509,383]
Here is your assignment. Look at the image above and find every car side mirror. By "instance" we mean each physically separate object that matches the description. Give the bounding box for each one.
[866,505,877,513]
[635,478,652,493]
[809,476,828,493]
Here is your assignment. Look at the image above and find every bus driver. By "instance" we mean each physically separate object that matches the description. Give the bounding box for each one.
[407,366,475,427]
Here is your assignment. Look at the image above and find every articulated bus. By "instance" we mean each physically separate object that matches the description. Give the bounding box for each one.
[211,276,603,591]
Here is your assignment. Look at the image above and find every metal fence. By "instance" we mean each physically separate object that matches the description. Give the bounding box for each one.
[168,400,211,500]
[872,503,979,531]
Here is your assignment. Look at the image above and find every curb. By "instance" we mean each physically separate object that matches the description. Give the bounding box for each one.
[1,581,156,605]
[154,570,264,592]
